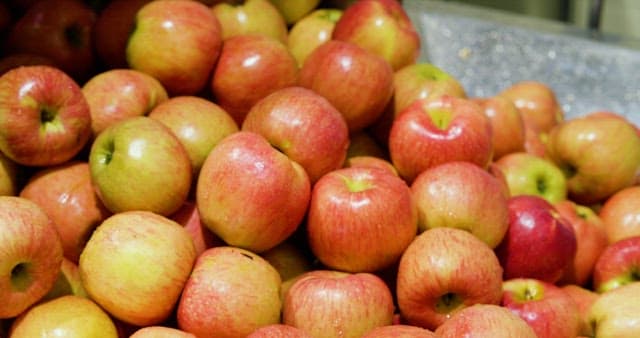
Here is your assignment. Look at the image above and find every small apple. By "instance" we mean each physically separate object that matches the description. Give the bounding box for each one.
[79,211,197,327]
[261,240,314,289]
[212,0,288,43]
[283,270,395,337]
[361,324,438,337]
[0,151,18,196]
[246,324,312,338]
[501,278,580,338]
[0,196,63,319]
[599,185,640,243]
[0,65,92,167]
[435,304,537,338]
[498,80,564,134]
[396,227,504,330]
[169,200,224,257]
[592,236,640,293]
[472,95,526,159]
[287,8,343,67]
[561,284,600,337]
[41,258,88,301]
[177,246,282,337]
[268,0,320,25]
[588,282,640,338]
[89,116,192,216]
[129,326,196,338]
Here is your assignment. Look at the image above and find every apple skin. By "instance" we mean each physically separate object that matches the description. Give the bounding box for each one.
[149,95,239,177]
[3,0,97,81]
[361,324,438,337]
[261,240,313,291]
[242,86,350,183]
[410,161,509,248]
[498,80,564,134]
[212,0,288,43]
[130,326,196,338]
[495,195,577,283]
[388,95,494,183]
[599,185,640,243]
[344,155,398,176]
[545,112,640,205]
[588,282,640,338]
[435,304,537,338]
[298,40,394,133]
[592,236,640,293]
[472,95,526,159]
[554,200,608,286]
[246,324,313,338]
[287,8,343,67]
[8,295,118,338]
[126,0,223,95]
[561,284,600,337]
[177,246,282,338]
[396,227,504,330]
[79,211,197,327]
[41,257,88,301]
[283,269,395,338]
[0,53,57,77]
[493,151,567,204]
[523,122,548,158]
[346,130,388,160]
[268,0,320,25]
[196,131,310,253]
[0,65,92,167]
[332,0,420,71]
[89,116,192,216]
[501,278,580,338]
[169,200,224,257]
[307,166,417,272]
[0,196,64,319]
[0,151,18,196]
[82,68,169,137]
[211,34,299,125]
[19,161,112,263]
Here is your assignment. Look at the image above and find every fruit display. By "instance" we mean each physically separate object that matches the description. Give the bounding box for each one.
[1,0,639,337]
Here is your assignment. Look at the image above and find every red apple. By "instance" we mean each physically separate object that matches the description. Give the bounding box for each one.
[0,65,92,167]
[498,80,564,134]
[126,0,223,95]
[298,40,394,132]
[211,34,299,125]
[0,2,10,33]
[435,303,537,338]
[411,161,509,248]
[246,324,312,338]
[344,155,398,176]
[177,246,282,337]
[361,324,438,337]
[4,0,97,81]
[587,282,640,338]
[0,53,57,76]
[332,0,420,70]
[388,95,493,183]
[599,185,640,243]
[79,211,197,326]
[287,8,343,67]
[396,227,504,330]
[307,166,417,272]
[495,195,577,283]
[212,0,288,43]
[242,86,349,183]
[501,278,580,338]
[472,95,526,159]
[129,326,195,338]
[523,122,548,158]
[0,197,64,318]
[561,284,600,337]
[592,236,640,293]
[283,270,395,337]
[169,200,224,256]
[82,68,169,137]
[19,161,111,263]
[196,131,310,253]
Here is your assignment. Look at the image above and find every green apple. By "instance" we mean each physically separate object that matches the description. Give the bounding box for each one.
[269,0,320,24]
[588,282,640,338]
[212,0,288,43]
[287,8,342,67]
[89,116,192,216]
[41,258,88,301]
[0,151,18,196]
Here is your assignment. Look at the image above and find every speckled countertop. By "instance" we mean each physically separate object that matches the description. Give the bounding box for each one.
[404,0,640,125]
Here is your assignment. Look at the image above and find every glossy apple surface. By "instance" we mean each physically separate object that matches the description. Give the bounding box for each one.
[473,95,526,159]
[287,8,343,67]
[599,185,640,243]
[246,324,312,338]
[435,304,537,338]
[212,0,288,43]
[592,236,640,293]
[129,326,196,338]
[588,282,640,338]
[498,80,564,133]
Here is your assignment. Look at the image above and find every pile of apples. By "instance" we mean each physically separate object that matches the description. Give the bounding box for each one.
[1,0,640,337]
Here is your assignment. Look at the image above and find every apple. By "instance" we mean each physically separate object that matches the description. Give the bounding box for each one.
[242,86,349,183]
[8,295,118,338]
[498,80,564,134]
[0,2,10,33]
[0,65,92,167]
[169,200,224,257]
[0,53,57,76]
[177,246,281,337]
[261,240,314,289]
[410,161,509,248]
[268,0,320,24]
[126,0,223,95]
[495,195,577,283]
[19,161,111,263]
[501,278,580,338]
[307,166,417,272]
[149,95,239,177]
[210,34,299,125]
[493,151,567,204]
[288,8,342,68]
[82,68,169,137]
[79,211,197,327]
[472,95,526,159]
[4,0,97,81]
[588,282,640,338]
[212,0,288,43]
[396,227,504,330]
[130,326,196,338]
[0,151,18,196]
[283,270,395,337]
[361,324,438,337]
[0,197,63,319]
[599,185,640,243]
[592,236,640,293]
[554,200,608,286]
[344,155,398,176]
[93,0,154,69]
[561,284,600,337]
[435,304,537,338]
[346,130,388,160]
[523,122,548,158]
[389,95,493,183]
[89,116,192,216]
[298,40,394,133]
[332,0,420,70]
[545,112,640,205]
[41,258,88,301]
[246,324,313,338]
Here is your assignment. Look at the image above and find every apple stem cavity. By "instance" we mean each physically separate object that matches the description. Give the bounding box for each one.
[427,109,453,130]
[64,24,84,49]
[341,175,373,193]
[560,163,577,179]
[435,292,463,315]
[10,262,33,292]
[536,177,547,194]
